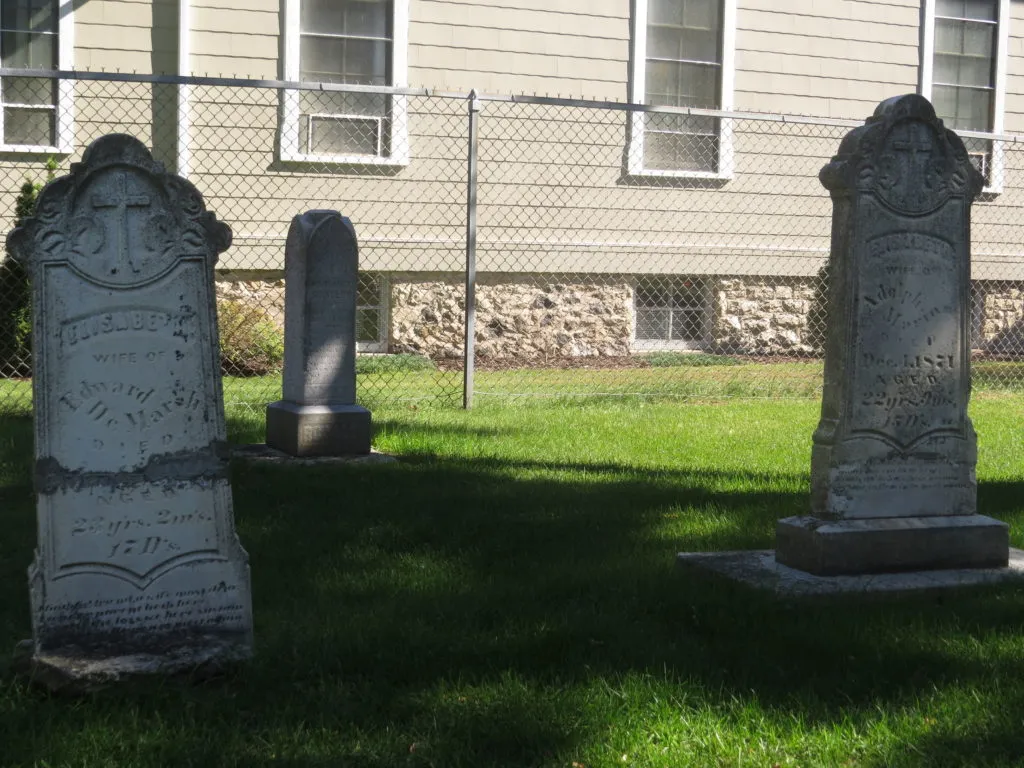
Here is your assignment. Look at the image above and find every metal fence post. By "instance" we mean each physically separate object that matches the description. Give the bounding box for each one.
[463,90,481,409]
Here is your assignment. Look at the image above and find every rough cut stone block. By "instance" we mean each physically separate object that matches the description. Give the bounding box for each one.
[7,134,253,680]
[266,210,371,456]
[774,94,1006,576]
[776,515,1009,575]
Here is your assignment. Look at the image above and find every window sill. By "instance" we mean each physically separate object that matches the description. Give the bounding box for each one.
[0,143,67,155]
[628,166,733,181]
[631,339,709,352]
[279,148,409,167]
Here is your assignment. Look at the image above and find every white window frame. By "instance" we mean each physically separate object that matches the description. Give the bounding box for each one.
[356,272,389,353]
[280,0,409,166]
[920,0,1009,194]
[0,0,74,153]
[628,0,736,180]
[631,276,712,351]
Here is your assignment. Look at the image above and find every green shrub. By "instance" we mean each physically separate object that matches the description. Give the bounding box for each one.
[640,351,744,368]
[0,157,57,378]
[217,299,284,376]
[357,353,436,374]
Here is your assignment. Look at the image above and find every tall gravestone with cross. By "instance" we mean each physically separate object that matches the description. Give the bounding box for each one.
[8,134,253,680]
[775,94,1009,575]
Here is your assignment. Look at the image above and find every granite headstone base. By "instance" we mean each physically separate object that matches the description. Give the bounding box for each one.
[775,514,1009,576]
[266,401,372,457]
[676,548,1024,598]
[15,635,248,692]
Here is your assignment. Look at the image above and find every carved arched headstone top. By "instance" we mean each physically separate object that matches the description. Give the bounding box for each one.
[7,134,231,288]
[819,94,984,212]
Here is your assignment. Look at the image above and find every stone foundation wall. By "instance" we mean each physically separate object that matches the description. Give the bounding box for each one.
[389,273,632,360]
[980,281,1024,353]
[212,271,837,361]
[389,274,464,360]
[215,271,285,329]
[212,271,1024,361]
[713,277,819,355]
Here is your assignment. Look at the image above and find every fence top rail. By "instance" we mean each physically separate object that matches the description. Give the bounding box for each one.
[4,67,1024,141]
[0,68,440,97]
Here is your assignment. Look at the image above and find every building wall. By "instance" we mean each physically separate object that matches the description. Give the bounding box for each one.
[391,273,634,360]
[182,0,925,113]
[3,1,1024,283]
[735,0,921,119]
[190,0,279,79]
[74,0,176,73]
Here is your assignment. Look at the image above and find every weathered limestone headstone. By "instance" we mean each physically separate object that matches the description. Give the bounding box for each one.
[776,94,1009,575]
[266,210,371,456]
[8,134,253,679]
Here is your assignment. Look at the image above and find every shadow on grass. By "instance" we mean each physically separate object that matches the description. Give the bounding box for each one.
[223,411,513,447]
[4,416,1024,764]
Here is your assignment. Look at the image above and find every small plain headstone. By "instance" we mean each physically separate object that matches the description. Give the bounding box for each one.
[266,210,371,456]
[8,134,253,681]
[776,94,1009,575]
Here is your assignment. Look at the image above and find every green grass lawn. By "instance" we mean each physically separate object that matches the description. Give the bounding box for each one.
[1,358,1023,416]
[3,397,1024,766]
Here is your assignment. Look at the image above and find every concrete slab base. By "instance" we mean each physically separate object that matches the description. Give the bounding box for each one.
[775,514,1009,575]
[265,401,371,457]
[676,548,1024,597]
[233,443,396,466]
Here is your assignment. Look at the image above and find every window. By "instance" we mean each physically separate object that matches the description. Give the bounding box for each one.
[633,277,709,349]
[281,0,409,164]
[0,0,73,151]
[356,272,388,352]
[921,0,1009,191]
[628,0,736,178]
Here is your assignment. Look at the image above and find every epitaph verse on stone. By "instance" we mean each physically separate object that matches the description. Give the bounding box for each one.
[775,95,1008,575]
[8,134,253,672]
[266,210,371,456]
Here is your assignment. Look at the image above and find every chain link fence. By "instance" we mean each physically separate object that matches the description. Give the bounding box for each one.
[2,71,1024,414]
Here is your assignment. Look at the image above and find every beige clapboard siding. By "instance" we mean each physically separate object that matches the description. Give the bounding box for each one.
[0,0,1014,279]
[409,0,629,96]
[189,1,278,78]
[74,0,178,74]
[471,248,827,276]
[735,0,919,118]
[1000,1,1024,133]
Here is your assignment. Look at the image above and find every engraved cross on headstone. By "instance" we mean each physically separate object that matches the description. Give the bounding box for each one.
[892,124,934,183]
[91,172,151,274]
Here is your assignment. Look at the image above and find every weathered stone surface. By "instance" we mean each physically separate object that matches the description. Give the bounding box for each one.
[213,271,832,361]
[266,210,370,456]
[775,94,998,575]
[7,134,253,672]
[981,281,1024,353]
[389,274,464,359]
[714,277,817,354]
[215,272,285,329]
[390,273,632,360]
